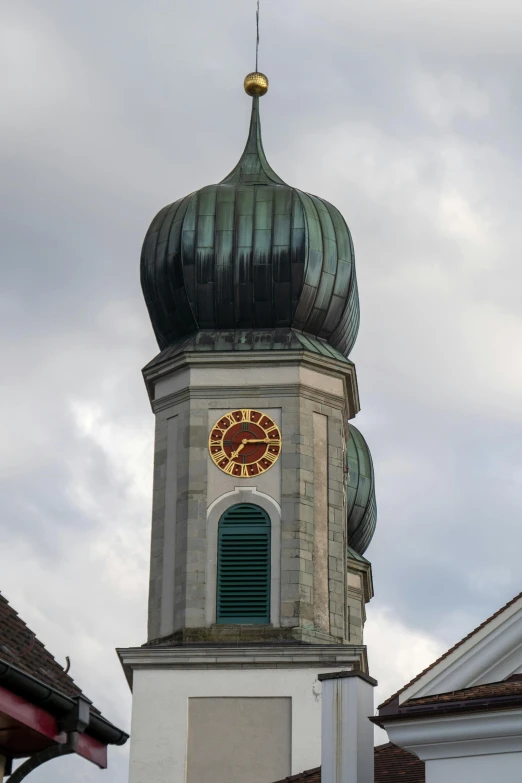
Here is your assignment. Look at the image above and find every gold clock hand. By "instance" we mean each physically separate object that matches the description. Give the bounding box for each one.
[230,442,245,459]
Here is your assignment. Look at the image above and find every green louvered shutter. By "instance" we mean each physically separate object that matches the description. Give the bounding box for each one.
[217,504,271,625]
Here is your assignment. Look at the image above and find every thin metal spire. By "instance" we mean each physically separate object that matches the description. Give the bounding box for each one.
[256,0,260,72]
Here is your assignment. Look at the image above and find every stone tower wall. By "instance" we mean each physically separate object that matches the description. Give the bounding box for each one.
[145,351,360,645]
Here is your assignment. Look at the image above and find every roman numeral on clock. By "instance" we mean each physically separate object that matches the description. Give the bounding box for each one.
[210,410,281,476]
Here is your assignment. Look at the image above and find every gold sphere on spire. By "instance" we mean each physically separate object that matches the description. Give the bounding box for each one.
[244,72,269,97]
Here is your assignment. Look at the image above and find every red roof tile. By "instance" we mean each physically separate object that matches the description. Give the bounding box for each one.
[408,679,522,706]
[0,591,84,701]
[374,677,522,726]
[374,743,425,782]
[379,589,522,709]
[271,767,320,783]
[270,744,424,783]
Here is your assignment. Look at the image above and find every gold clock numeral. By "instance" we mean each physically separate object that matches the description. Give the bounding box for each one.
[209,409,282,476]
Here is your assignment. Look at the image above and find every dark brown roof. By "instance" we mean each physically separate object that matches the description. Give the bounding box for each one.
[271,767,320,783]
[373,677,522,726]
[270,744,424,783]
[0,591,83,700]
[379,589,522,709]
[408,679,522,706]
[374,743,425,782]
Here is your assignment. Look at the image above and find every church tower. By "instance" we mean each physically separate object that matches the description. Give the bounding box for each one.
[118,71,377,783]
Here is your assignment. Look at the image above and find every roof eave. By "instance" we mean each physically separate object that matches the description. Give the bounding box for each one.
[0,659,128,747]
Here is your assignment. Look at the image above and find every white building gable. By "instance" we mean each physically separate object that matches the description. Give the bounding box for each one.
[377,590,522,783]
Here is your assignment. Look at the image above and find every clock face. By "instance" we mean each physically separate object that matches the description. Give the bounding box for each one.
[209,409,282,477]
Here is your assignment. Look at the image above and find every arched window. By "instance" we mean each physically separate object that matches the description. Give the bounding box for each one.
[217,503,271,625]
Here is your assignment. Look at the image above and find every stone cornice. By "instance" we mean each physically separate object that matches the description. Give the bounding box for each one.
[152,382,348,415]
[380,709,522,761]
[143,349,354,384]
[143,349,360,417]
[117,643,366,689]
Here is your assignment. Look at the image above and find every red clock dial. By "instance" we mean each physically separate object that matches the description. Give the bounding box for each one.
[209,409,282,477]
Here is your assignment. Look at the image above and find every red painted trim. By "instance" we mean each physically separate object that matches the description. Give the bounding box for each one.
[0,685,64,743]
[0,685,108,768]
[76,733,108,769]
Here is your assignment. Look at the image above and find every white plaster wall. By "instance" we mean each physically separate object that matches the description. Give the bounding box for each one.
[321,676,374,783]
[426,752,522,783]
[386,711,522,783]
[128,667,323,783]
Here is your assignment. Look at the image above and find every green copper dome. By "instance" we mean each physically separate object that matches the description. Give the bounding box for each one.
[141,96,360,357]
[346,424,377,555]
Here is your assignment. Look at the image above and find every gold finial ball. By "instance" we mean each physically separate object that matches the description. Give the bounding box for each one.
[244,72,269,97]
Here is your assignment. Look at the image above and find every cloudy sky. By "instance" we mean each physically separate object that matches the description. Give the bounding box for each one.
[2,0,522,779]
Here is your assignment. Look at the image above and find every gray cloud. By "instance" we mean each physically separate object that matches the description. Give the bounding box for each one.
[2,1,522,779]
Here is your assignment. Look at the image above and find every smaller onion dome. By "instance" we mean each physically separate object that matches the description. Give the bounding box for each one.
[346,424,377,555]
[141,79,360,358]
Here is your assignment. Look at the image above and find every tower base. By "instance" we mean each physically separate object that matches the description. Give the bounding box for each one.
[118,643,367,783]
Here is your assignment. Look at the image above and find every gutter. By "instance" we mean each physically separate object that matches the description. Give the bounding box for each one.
[371,694,522,728]
[0,659,128,746]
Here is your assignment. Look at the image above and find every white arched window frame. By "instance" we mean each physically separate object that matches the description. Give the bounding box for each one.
[206,487,281,627]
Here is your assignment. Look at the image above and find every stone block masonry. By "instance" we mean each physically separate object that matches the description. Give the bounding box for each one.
[144,349,361,646]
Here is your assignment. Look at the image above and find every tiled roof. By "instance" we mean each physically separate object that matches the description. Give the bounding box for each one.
[0,591,84,701]
[379,589,522,709]
[270,744,424,783]
[373,676,522,726]
[408,679,522,706]
[271,767,320,783]
[374,743,425,782]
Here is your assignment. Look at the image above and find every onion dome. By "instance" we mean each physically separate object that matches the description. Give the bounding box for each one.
[141,76,360,358]
[346,424,377,555]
